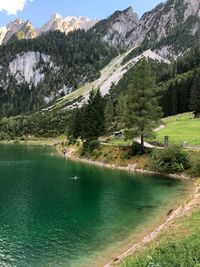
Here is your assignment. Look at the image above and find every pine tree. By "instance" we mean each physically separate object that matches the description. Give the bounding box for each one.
[82,89,105,140]
[124,60,162,152]
[189,75,200,111]
[116,93,127,129]
[104,97,115,132]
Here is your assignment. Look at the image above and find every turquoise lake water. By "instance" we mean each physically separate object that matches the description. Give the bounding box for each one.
[0,144,189,267]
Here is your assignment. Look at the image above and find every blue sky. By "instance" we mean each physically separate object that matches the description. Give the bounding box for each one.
[0,0,164,28]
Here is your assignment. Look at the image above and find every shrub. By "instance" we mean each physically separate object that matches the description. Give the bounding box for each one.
[120,148,131,160]
[190,157,200,177]
[80,139,100,156]
[91,149,101,160]
[85,139,100,152]
[151,146,190,173]
[0,131,10,140]
[105,153,113,162]
[131,141,143,155]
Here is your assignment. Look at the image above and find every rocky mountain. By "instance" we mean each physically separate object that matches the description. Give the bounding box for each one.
[94,0,200,57]
[39,13,98,34]
[0,0,200,116]
[92,7,139,48]
[0,19,37,45]
[0,14,98,45]
[0,29,117,116]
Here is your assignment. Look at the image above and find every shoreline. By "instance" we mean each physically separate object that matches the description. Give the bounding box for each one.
[104,183,200,266]
[1,141,199,266]
[64,149,194,181]
[63,150,199,266]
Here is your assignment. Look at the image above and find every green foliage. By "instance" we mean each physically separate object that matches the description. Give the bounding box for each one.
[68,89,105,141]
[124,60,162,151]
[115,93,127,129]
[79,139,100,157]
[131,142,144,156]
[104,97,115,132]
[0,110,73,140]
[90,149,101,160]
[151,146,190,173]
[119,43,200,118]
[103,152,113,163]
[85,139,100,153]
[189,73,200,111]
[190,156,200,177]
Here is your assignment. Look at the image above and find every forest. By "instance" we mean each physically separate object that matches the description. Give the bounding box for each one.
[0,29,117,116]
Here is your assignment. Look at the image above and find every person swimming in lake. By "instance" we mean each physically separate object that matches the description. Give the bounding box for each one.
[70,176,79,180]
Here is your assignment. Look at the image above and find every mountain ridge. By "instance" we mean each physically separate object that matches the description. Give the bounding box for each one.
[0,14,98,45]
[0,0,200,116]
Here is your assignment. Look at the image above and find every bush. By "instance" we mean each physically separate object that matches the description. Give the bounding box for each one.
[119,147,131,160]
[104,153,113,163]
[151,146,190,173]
[0,131,10,140]
[80,139,100,156]
[190,157,200,177]
[86,140,100,152]
[91,149,101,160]
[131,141,143,155]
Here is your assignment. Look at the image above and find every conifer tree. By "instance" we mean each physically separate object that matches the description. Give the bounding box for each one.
[104,97,115,132]
[116,93,127,129]
[82,89,105,140]
[124,60,162,152]
[189,76,200,111]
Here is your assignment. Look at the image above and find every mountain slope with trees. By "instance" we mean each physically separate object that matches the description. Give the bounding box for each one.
[0,29,117,116]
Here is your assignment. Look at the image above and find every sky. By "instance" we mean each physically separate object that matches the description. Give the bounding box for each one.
[0,0,164,28]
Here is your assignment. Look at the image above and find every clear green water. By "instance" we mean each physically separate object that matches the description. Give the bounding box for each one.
[0,144,189,267]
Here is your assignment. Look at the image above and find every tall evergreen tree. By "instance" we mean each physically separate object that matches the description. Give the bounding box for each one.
[82,89,105,140]
[116,93,127,129]
[124,60,162,152]
[104,97,115,132]
[189,76,200,111]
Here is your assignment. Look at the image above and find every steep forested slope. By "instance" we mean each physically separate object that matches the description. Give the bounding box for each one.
[0,29,117,116]
[110,44,200,117]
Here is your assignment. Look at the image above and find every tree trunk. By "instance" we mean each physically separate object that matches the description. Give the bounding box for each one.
[141,133,144,153]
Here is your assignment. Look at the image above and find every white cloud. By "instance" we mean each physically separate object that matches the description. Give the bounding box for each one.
[0,0,34,15]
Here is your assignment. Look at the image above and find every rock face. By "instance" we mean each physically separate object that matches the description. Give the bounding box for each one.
[93,7,139,48]
[2,19,37,44]
[1,0,199,53]
[93,0,200,56]
[39,13,98,34]
[0,0,200,115]
[0,27,7,44]
[0,14,98,45]
[133,0,200,48]
[9,52,54,87]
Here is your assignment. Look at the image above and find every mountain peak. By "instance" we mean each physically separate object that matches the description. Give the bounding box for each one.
[39,14,98,34]
[92,6,139,48]
[50,13,63,21]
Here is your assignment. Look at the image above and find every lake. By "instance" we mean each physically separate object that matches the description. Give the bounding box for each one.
[0,144,190,267]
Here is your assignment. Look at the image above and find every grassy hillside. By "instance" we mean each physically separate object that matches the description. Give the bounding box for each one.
[155,113,200,146]
[121,192,200,267]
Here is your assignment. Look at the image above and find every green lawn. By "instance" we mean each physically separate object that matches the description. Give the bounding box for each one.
[155,113,200,146]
